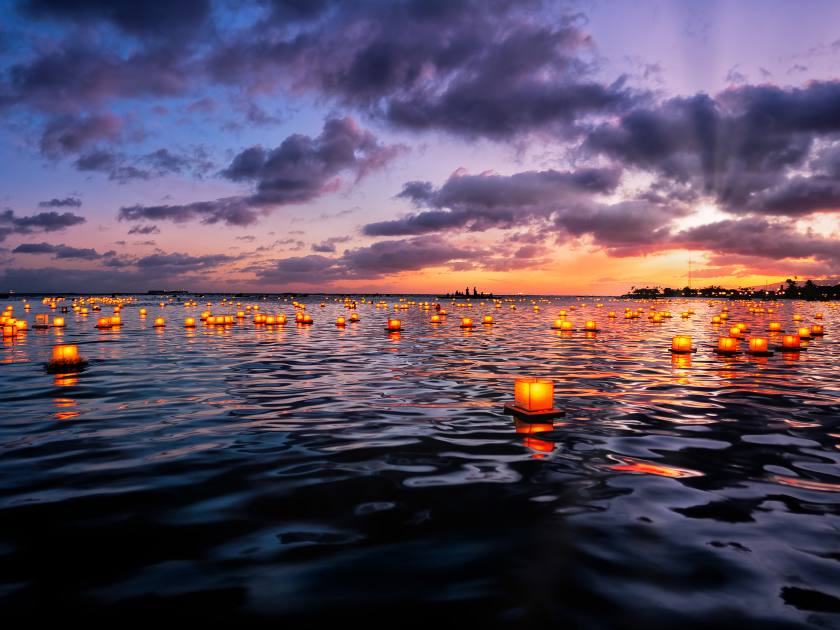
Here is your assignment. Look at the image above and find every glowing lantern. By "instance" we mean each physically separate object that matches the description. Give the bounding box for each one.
[815,312,823,320]
[729,326,742,338]
[34,313,50,328]
[552,318,565,329]
[2,324,14,338]
[608,311,616,318]
[711,316,721,324]
[560,320,574,332]
[716,336,739,354]
[483,315,494,325]
[139,308,147,317]
[110,316,121,327]
[792,314,802,322]
[439,309,447,316]
[15,320,27,331]
[797,326,811,340]
[460,317,474,328]
[584,320,599,332]
[51,345,80,363]
[767,321,783,332]
[810,324,825,336]
[184,317,196,328]
[671,335,693,354]
[386,319,401,332]
[748,337,771,355]
[96,317,112,329]
[301,314,313,325]
[558,310,567,317]
[430,314,441,324]
[781,334,800,350]
[237,311,245,319]
[513,378,555,412]
[336,316,346,327]
[350,313,359,322]
[651,314,662,323]
[295,312,304,323]
[52,317,65,328]
[153,317,165,328]
[265,315,277,325]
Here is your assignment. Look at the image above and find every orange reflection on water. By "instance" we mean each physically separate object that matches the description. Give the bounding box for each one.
[523,437,554,456]
[771,475,840,492]
[53,396,78,420]
[607,455,703,478]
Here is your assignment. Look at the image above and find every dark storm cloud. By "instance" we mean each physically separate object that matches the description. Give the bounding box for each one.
[118,197,260,227]
[127,224,160,235]
[19,0,211,37]
[222,116,404,205]
[363,167,621,236]
[585,82,840,216]
[258,235,486,284]
[39,113,123,156]
[12,241,101,259]
[121,117,402,226]
[38,197,82,207]
[208,2,642,140]
[0,208,86,241]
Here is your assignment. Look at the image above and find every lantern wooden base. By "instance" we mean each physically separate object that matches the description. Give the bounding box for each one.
[503,403,565,420]
[712,348,740,356]
[552,326,575,331]
[668,348,697,354]
[384,327,403,332]
[45,359,88,374]
[773,345,806,352]
[810,331,825,337]
[746,350,775,357]
[32,324,50,330]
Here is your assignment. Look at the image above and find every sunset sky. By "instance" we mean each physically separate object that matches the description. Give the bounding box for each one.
[2,0,840,294]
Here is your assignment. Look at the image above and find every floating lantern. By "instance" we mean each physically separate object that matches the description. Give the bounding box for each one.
[96,317,112,329]
[651,314,662,323]
[34,313,50,329]
[729,325,743,338]
[711,316,721,324]
[46,344,86,373]
[810,324,825,336]
[336,316,346,327]
[780,334,801,351]
[294,312,304,323]
[608,311,616,318]
[277,314,287,325]
[2,324,14,338]
[184,317,196,328]
[551,318,565,329]
[815,312,823,320]
[139,308,147,317]
[767,321,783,332]
[670,335,694,354]
[584,320,599,332]
[430,314,441,324]
[797,326,811,340]
[110,315,122,327]
[265,315,277,325]
[747,337,773,356]
[153,317,165,328]
[460,317,474,328]
[503,378,564,420]
[792,314,802,322]
[52,316,65,328]
[15,320,27,331]
[237,311,245,319]
[386,318,401,332]
[483,315,493,325]
[560,320,574,332]
[439,309,447,316]
[301,314,313,325]
[715,336,739,355]
[350,313,360,322]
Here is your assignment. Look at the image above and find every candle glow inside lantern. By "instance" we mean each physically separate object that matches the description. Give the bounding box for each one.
[184,317,196,328]
[110,315,122,327]
[3,324,15,338]
[503,378,564,420]
[35,313,50,328]
[670,335,693,354]
[301,314,313,325]
[729,325,742,338]
[797,326,811,340]
[336,316,346,327]
[386,318,401,332]
[810,324,825,336]
[350,313,360,322]
[430,314,441,324]
[584,320,599,332]
[716,336,739,354]
[96,317,112,329]
[139,308,147,317]
[460,317,474,328]
[483,315,494,325]
[711,316,721,324]
[747,337,772,356]
[815,312,823,319]
[153,317,165,328]
[767,321,783,332]
[52,316,65,328]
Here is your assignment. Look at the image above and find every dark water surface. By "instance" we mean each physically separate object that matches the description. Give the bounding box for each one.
[1,296,839,626]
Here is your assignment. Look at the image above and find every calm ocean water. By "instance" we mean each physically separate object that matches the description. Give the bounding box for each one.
[1,295,838,626]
